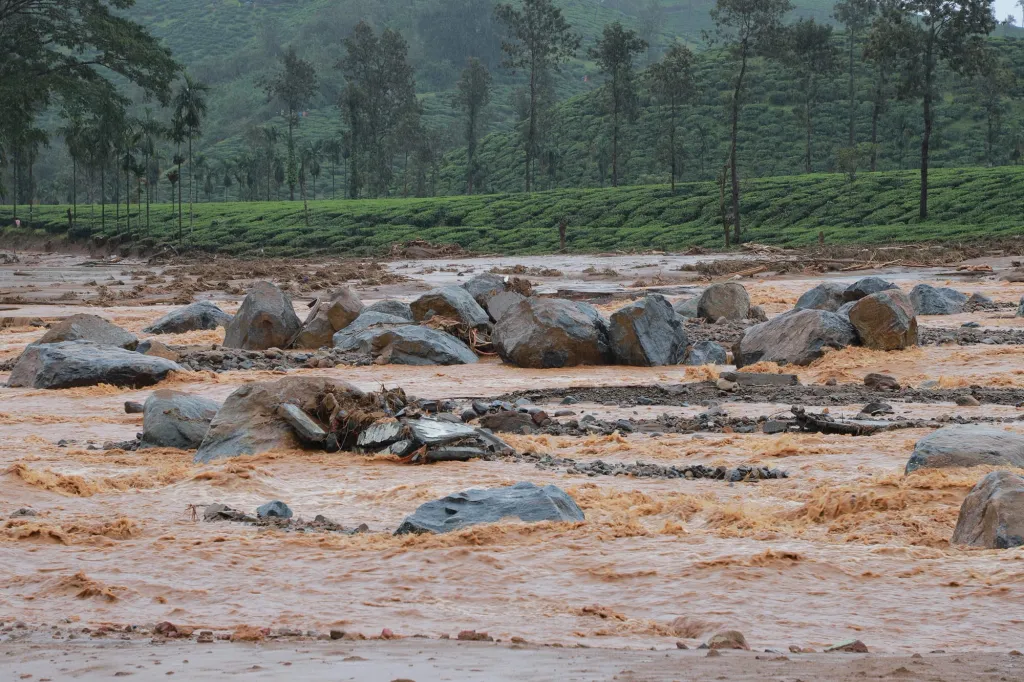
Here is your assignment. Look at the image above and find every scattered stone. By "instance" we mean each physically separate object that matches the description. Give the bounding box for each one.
[203,503,256,522]
[716,378,737,391]
[486,291,526,322]
[848,289,918,350]
[608,294,687,366]
[795,281,847,312]
[335,325,478,365]
[1017,296,1024,318]
[969,292,993,305]
[124,401,144,414]
[707,630,749,651]
[478,411,537,434]
[256,501,293,520]
[7,341,180,389]
[864,373,900,390]
[456,630,494,642]
[697,283,750,322]
[493,297,611,369]
[143,301,232,334]
[136,339,180,362]
[719,371,799,387]
[675,641,689,650]
[905,425,1024,473]
[762,420,789,434]
[860,402,893,416]
[735,310,856,367]
[394,482,584,535]
[37,313,138,350]
[706,649,721,658]
[685,340,727,366]
[140,390,220,449]
[910,283,966,315]
[329,629,346,640]
[825,639,869,653]
[961,321,981,328]
[463,273,508,309]
[10,508,37,518]
[291,287,364,349]
[277,403,328,445]
[223,281,302,351]
[955,395,981,407]
[748,304,768,322]
[951,471,1024,549]
[673,297,700,319]
[411,286,490,330]
[843,276,897,302]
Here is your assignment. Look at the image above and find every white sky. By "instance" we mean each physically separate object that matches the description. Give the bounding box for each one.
[994,0,1020,22]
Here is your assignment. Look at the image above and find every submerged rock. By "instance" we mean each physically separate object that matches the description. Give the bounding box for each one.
[905,425,1024,473]
[795,282,847,312]
[848,289,918,350]
[685,340,728,366]
[7,341,180,389]
[38,313,137,350]
[143,301,232,335]
[951,471,1024,549]
[608,294,687,366]
[843,276,897,302]
[493,297,610,369]
[256,501,293,520]
[136,339,180,362]
[394,482,584,534]
[140,390,220,449]
[910,284,966,315]
[697,283,750,321]
[734,310,856,367]
[223,281,302,351]
[335,325,477,365]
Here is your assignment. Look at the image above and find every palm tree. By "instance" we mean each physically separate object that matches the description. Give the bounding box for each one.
[221,160,233,202]
[304,140,322,200]
[262,126,279,201]
[119,121,142,240]
[139,110,164,232]
[323,138,341,199]
[192,154,208,204]
[168,115,186,241]
[59,112,86,229]
[172,73,209,237]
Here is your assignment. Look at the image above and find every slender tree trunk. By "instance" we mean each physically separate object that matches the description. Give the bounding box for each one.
[288,116,295,201]
[729,46,748,243]
[526,60,536,193]
[125,165,130,239]
[805,97,812,174]
[669,103,677,193]
[870,78,882,172]
[72,159,77,227]
[100,164,106,231]
[848,31,856,147]
[188,135,194,237]
[920,42,934,221]
[611,83,619,187]
[27,152,33,228]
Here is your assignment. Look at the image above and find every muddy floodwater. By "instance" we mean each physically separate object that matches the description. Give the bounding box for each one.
[2,248,1024,679]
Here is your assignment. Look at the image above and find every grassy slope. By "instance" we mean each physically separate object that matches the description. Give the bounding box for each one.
[7,166,1023,257]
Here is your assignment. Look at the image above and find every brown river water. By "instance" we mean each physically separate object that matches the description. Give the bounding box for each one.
[2,250,1024,661]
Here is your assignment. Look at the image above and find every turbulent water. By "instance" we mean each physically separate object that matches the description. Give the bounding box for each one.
[2,251,1023,654]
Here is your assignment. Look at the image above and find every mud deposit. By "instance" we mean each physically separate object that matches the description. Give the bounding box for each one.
[2,250,1024,679]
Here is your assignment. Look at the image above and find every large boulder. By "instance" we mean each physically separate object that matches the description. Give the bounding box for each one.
[910,284,966,316]
[734,309,856,368]
[394,482,584,535]
[364,299,413,321]
[333,325,477,366]
[686,340,728,366]
[673,297,700,319]
[697,283,750,321]
[608,294,687,366]
[410,286,490,330]
[7,341,180,389]
[142,301,232,335]
[848,289,918,350]
[493,297,611,369]
[222,281,302,351]
[950,471,1024,549]
[140,390,220,449]
[38,314,137,350]
[486,291,526,323]
[843,277,898,302]
[905,425,1024,473]
[291,287,364,349]
[795,282,847,312]
[463,273,508,309]
[195,376,362,463]
[331,311,412,348]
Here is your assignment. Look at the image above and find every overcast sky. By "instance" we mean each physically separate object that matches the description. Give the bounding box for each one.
[994,0,1020,22]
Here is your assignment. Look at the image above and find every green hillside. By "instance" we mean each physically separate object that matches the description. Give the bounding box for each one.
[7,166,1023,257]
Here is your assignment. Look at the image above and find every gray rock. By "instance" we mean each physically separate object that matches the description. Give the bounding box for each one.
[124,400,144,414]
[719,371,799,387]
[37,313,137,350]
[608,294,687,366]
[410,286,490,330]
[223,281,302,351]
[910,284,966,315]
[256,501,293,520]
[905,425,1024,473]
[364,299,414,321]
[277,403,327,444]
[394,482,584,535]
[143,301,232,335]
[331,311,411,348]
[487,291,526,322]
[734,310,857,368]
[835,300,856,320]
[843,277,898,302]
[335,325,478,365]
[463,273,508,308]
[762,420,789,434]
[951,471,1024,549]
[673,297,700,319]
[7,341,180,389]
[1017,296,1024,318]
[748,305,768,322]
[135,339,180,362]
[493,297,611,369]
[795,282,847,312]
[848,289,918,350]
[968,292,993,305]
[697,283,750,321]
[291,286,364,349]
[686,340,728,366]
[195,376,364,463]
[140,390,220,449]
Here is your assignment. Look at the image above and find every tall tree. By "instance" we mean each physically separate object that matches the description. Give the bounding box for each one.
[647,42,696,192]
[781,19,840,174]
[974,54,1014,166]
[495,0,580,192]
[323,138,342,199]
[708,0,793,242]
[453,58,492,194]
[590,22,647,187]
[59,109,87,229]
[833,0,878,146]
[139,110,163,233]
[261,126,279,201]
[172,73,208,235]
[867,0,994,219]
[261,47,318,201]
